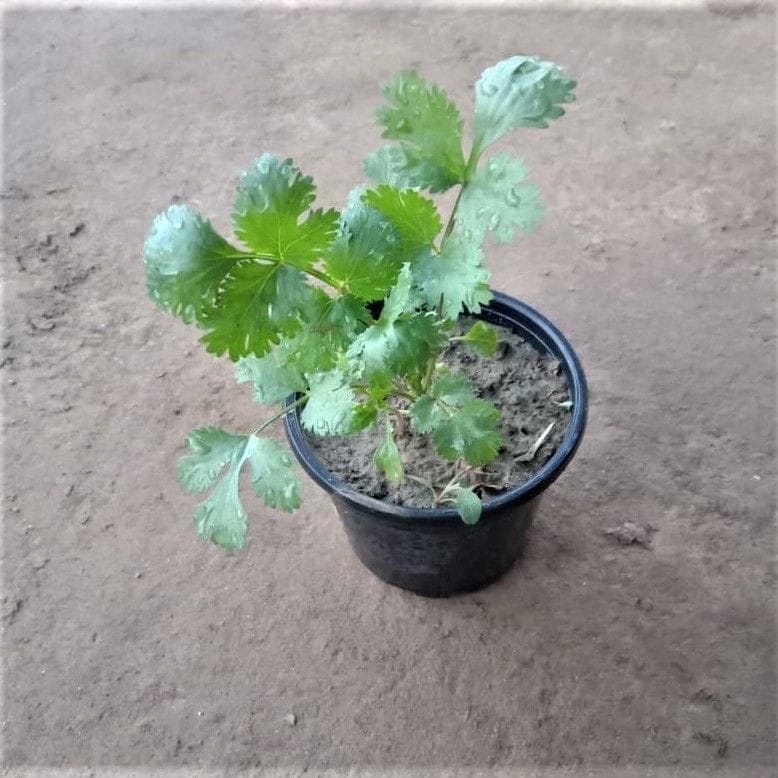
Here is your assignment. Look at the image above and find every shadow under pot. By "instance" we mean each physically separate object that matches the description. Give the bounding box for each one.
[283,291,588,597]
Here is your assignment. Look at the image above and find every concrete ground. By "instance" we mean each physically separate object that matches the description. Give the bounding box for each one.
[1,3,775,774]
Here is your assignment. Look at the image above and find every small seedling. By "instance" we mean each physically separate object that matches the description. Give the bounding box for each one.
[143,56,575,548]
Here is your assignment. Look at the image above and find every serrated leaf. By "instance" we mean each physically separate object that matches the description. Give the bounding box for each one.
[278,295,370,376]
[199,262,313,360]
[391,315,445,377]
[364,146,448,192]
[347,313,441,382]
[235,352,305,404]
[301,370,355,436]
[233,154,339,269]
[412,236,492,321]
[178,428,247,493]
[473,56,576,152]
[373,421,404,485]
[192,465,248,550]
[178,428,300,550]
[408,395,439,434]
[375,72,466,192]
[432,398,502,466]
[311,293,372,343]
[279,330,338,376]
[409,369,474,434]
[458,154,543,247]
[246,437,301,512]
[433,370,475,405]
[456,487,483,525]
[351,400,381,432]
[380,262,415,323]
[143,205,246,323]
[324,189,404,300]
[459,320,499,356]
[363,186,442,254]
[346,269,443,382]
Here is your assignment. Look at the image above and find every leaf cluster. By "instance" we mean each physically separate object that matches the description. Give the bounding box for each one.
[144,55,575,548]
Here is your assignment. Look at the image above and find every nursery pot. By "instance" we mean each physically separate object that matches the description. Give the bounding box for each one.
[283,291,588,597]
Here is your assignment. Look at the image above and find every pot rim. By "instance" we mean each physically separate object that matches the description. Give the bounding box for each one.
[283,290,588,523]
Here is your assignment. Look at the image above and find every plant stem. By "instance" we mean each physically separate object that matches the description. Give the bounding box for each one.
[441,146,479,243]
[352,382,417,402]
[251,395,308,436]
[392,388,417,402]
[406,474,438,503]
[436,463,474,504]
[421,156,478,391]
[441,185,465,242]
[421,354,437,393]
[235,252,344,293]
[303,265,345,292]
[392,379,419,402]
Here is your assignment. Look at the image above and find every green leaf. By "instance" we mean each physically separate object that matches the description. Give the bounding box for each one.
[432,398,502,466]
[456,487,483,525]
[458,320,499,356]
[311,293,372,344]
[191,463,248,550]
[364,146,448,192]
[409,369,474,434]
[408,395,438,434]
[143,205,246,323]
[380,262,415,322]
[246,437,301,512]
[373,421,404,485]
[199,262,313,360]
[433,369,475,405]
[235,352,305,404]
[457,154,543,247]
[277,294,371,376]
[347,314,442,382]
[412,236,492,321]
[324,188,404,300]
[375,71,466,192]
[363,186,442,254]
[301,370,355,436]
[473,56,576,152]
[178,428,301,550]
[178,428,247,493]
[233,154,339,269]
[346,268,443,382]
[279,330,339,376]
[351,399,381,432]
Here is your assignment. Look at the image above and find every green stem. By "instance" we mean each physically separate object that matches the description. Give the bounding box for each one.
[392,379,420,402]
[392,388,417,402]
[251,395,308,437]
[441,147,479,243]
[303,265,345,292]
[441,186,465,243]
[421,354,437,394]
[421,150,480,390]
[233,252,345,293]
[351,382,417,402]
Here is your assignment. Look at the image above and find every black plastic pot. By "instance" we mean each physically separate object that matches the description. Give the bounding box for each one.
[283,291,588,597]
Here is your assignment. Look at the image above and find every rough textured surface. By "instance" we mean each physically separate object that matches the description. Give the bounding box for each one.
[308,319,571,508]
[1,5,775,773]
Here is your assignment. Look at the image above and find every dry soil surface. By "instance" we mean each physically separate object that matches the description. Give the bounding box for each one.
[1,4,775,774]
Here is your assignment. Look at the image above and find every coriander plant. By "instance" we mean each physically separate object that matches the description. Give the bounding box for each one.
[143,56,576,549]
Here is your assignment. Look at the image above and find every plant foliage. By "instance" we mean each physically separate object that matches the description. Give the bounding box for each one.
[143,55,575,548]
